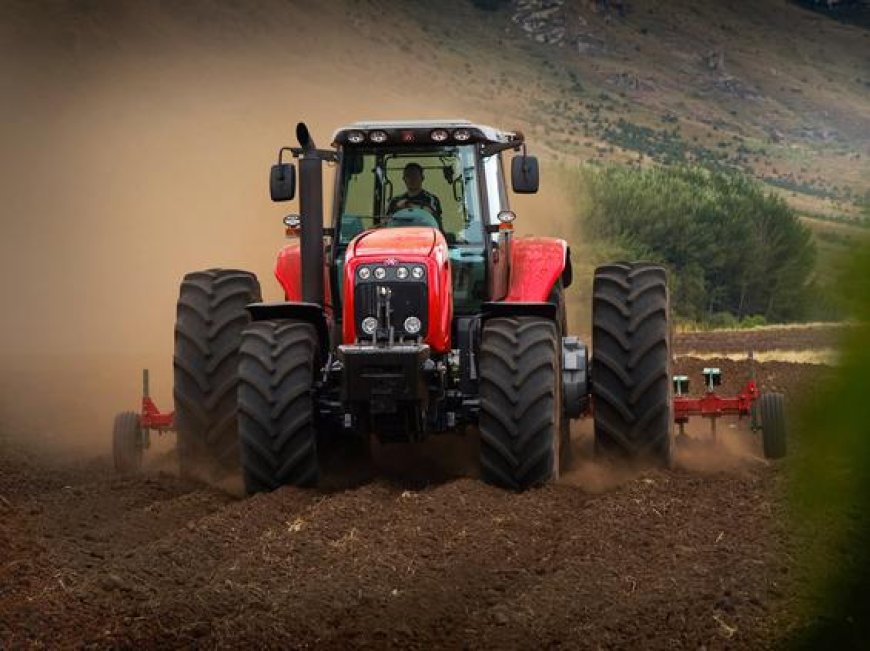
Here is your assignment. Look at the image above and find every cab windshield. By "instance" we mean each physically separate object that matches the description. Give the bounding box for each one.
[334,144,488,314]
[335,145,484,247]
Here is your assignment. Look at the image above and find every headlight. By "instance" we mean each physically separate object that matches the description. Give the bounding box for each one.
[403,316,422,335]
[361,317,378,335]
[358,267,371,280]
[347,130,365,144]
[396,266,409,280]
[454,128,471,141]
[411,266,425,280]
[374,267,386,280]
[431,128,449,142]
[369,130,388,143]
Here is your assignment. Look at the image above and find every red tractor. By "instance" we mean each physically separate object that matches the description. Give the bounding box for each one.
[113,120,680,492]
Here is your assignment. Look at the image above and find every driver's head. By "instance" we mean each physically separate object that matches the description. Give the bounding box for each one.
[402,162,424,194]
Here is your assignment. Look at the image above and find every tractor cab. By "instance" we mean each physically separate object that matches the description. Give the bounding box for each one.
[330,120,534,318]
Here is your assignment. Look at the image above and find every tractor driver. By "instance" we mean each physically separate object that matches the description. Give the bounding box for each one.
[387,162,443,229]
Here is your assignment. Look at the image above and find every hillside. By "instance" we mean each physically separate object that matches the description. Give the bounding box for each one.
[417,1,868,215]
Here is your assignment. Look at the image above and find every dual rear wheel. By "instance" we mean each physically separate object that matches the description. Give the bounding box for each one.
[172,269,261,480]
[591,262,673,465]
[476,262,674,490]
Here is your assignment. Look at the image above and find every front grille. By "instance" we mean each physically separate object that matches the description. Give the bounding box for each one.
[354,281,428,338]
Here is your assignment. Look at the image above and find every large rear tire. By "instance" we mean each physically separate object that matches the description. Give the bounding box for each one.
[479,316,561,490]
[591,262,672,464]
[173,269,261,479]
[759,392,787,459]
[112,411,142,474]
[238,320,320,494]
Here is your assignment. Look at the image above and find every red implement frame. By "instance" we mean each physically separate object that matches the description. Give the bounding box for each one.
[671,355,761,440]
[138,369,176,432]
[673,379,759,424]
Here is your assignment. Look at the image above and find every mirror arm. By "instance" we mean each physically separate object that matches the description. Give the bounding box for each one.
[276,145,339,165]
[277,146,294,166]
[289,146,339,163]
[481,141,523,157]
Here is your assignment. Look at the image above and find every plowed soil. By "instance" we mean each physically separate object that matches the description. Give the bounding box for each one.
[1,332,828,649]
[674,323,847,355]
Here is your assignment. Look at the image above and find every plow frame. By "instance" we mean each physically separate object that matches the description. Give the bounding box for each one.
[138,369,176,433]
[673,378,759,424]
[671,355,763,441]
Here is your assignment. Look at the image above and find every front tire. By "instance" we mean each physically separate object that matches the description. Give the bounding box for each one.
[479,316,561,490]
[591,262,672,464]
[238,320,320,494]
[173,269,261,479]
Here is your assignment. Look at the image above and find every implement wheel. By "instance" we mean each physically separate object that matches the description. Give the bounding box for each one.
[238,320,320,494]
[173,268,261,479]
[591,262,672,464]
[479,316,561,490]
[112,411,142,474]
[759,392,787,459]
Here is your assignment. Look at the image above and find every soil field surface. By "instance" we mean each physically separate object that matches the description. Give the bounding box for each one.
[0,329,830,649]
[674,323,848,356]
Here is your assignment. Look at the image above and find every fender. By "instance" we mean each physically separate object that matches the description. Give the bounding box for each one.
[274,240,333,317]
[504,237,572,303]
[246,301,330,357]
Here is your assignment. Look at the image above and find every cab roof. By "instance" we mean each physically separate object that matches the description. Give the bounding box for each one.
[331,119,523,148]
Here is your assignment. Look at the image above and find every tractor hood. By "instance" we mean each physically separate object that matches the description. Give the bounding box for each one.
[350,227,437,259]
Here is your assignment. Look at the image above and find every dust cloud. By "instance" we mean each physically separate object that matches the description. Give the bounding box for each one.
[673,417,768,474]
[559,416,768,492]
[0,1,583,458]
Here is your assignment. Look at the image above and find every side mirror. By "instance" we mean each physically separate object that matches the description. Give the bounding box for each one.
[511,155,539,194]
[270,163,296,202]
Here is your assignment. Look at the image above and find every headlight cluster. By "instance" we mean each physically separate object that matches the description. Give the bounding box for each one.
[342,128,473,145]
[361,316,378,335]
[357,264,426,281]
[355,263,427,338]
[359,316,422,337]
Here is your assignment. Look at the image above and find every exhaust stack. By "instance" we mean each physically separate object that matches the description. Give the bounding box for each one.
[296,122,324,307]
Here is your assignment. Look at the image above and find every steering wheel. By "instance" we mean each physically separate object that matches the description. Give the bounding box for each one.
[385,207,439,229]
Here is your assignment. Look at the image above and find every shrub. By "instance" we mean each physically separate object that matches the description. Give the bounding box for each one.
[580,164,817,322]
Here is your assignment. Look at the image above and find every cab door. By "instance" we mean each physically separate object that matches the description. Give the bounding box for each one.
[483,152,510,301]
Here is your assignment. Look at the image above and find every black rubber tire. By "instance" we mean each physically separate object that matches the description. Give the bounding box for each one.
[238,320,320,494]
[173,268,261,479]
[479,316,561,490]
[112,411,142,474]
[759,392,787,459]
[591,262,672,464]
